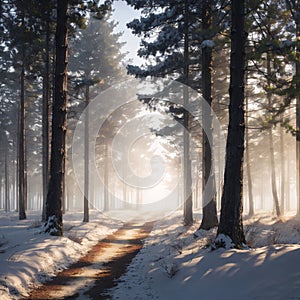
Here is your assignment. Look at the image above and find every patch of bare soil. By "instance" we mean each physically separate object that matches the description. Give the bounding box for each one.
[26,222,153,300]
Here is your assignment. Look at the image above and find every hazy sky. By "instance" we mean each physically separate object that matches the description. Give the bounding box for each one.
[111,1,143,65]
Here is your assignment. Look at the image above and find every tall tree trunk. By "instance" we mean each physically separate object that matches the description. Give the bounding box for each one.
[286,0,300,216]
[45,0,69,236]
[19,65,27,220]
[90,173,95,208]
[0,177,2,209]
[267,53,280,217]
[268,127,281,216]
[245,80,254,217]
[5,145,9,212]
[286,143,291,211]
[200,0,218,230]
[296,18,300,216]
[62,170,66,214]
[24,125,27,211]
[216,0,246,248]
[217,135,222,210]
[16,124,19,213]
[280,121,285,215]
[122,165,127,209]
[245,123,254,216]
[42,5,51,222]
[103,144,109,212]
[183,0,193,226]
[83,84,89,222]
[13,158,17,210]
[18,2,27,220]
[260,170,264,209]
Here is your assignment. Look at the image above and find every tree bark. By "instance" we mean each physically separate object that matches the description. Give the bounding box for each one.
[83,84,89,222]
[42,4,51,222]
[286,146,291,211]
[13,158,17,211]
[45,0,69,236]
[5,145,9,212]
[183,0,193,226]
[18,65,27,220]
[216,0,246,248]
[245,79,254,217]
[103,144,109,212]
[18,2,27,220]
[200,0,218,230]
[268,127,281,217]
[296,18,300,216]
[245,124,254,216]
[16,120,19,213]
[260,170,265,209]
[280,120,285,215]
[285,0,300,216]
[266,53,280,217]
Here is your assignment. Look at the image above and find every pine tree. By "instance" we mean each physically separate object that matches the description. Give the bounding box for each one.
[182,0,193,225]
[199,0,218,230]
[68,14,125,221]
[285,0,300,216]
[44,0,69,236]
[5,0,43,220]
[126,0,231,227]
[0,5,20,210]
[216,0,246,248]
[126,0,201,223]
[40,0,55,222]
[44,0,113,234]
[246,0,295,216]
[126,0,200,84]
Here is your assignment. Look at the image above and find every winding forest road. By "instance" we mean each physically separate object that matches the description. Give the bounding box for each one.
[26,221,154,300]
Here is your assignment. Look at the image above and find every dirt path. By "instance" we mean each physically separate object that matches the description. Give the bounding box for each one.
[26,221,153,300]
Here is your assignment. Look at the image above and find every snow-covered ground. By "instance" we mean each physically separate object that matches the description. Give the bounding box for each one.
[0,210,124,300]
[1,209,300,299]
[110,211,300,300]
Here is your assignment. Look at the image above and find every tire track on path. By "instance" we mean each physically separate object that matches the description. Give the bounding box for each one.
[27,221,154,299]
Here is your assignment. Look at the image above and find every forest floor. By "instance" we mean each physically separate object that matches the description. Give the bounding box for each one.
[1,209,300,299]
[110,211,300,300]
[26,221,153,299]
